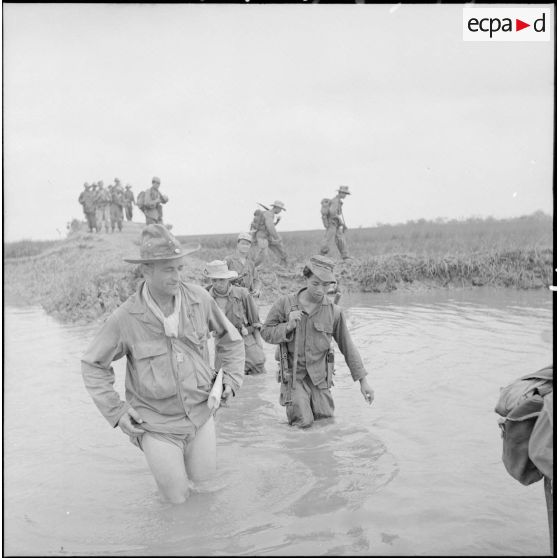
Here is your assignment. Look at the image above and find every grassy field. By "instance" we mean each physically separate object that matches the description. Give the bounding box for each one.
[178,213,554,292]
[4,213,554,323]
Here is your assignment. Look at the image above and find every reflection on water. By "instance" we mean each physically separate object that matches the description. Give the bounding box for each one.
[3,288,553,556]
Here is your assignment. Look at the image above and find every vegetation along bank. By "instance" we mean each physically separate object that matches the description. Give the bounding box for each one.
[4,213,553,324]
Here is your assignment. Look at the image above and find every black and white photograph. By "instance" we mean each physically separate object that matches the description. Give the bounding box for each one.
[3,2,555,555]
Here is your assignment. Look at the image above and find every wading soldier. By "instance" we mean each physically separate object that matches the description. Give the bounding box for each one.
[225,232,262,298]
[261,255,374,428]
[320,185,352,261]
[123,184,135,221]
[78,183,97,233]
[94,181,111,233]
[251,200,288,267]
[204,260,266,376]
[143,176,169,225]
[81,225,245,504]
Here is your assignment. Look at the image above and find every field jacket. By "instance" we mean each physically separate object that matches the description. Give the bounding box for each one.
[225,254,260,293]
[94,188,112,207]
[81,281,244,434]
[79,190,96,213]
[261,210,281,241]
[261,289,367,387]
[326,195,344,226]
[208,284,261,334]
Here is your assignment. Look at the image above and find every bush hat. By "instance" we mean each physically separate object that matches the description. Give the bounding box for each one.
[237,232,253,243]
[152,176,161,184]
[270,200,286,211]
[124,224,199,264]
[204,260,239,280]
[306,254,336,283]
[337,185,351,195]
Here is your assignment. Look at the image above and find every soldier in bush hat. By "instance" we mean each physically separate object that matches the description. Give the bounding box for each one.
[82,225,245,504]
[204,260,266,375]
[224,232,262,297]
[261,254,374,428]
[320,185,352,261]
[251,200,288,267]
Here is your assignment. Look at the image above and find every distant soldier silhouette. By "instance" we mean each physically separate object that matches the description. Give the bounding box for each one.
[94,181,111,233]
[320,185,352,261]
[78,182,97,233]
[142,176,168,225]
[251,200,288,267]
[123,185,135,221]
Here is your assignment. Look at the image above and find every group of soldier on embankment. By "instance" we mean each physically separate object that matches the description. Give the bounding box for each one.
[78,176,169,233]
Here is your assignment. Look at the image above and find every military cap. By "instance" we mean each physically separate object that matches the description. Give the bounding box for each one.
[337,185,351,195]
[306,254,336,283]
[152,176,161,184]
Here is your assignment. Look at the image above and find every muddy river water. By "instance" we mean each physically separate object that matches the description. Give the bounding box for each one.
[4,287,553,555]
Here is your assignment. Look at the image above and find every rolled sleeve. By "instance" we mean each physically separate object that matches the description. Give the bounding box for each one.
[333,309,367,382]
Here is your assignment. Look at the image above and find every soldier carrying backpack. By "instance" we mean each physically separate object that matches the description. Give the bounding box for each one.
[319,185,352,261]
[249,200,288,268]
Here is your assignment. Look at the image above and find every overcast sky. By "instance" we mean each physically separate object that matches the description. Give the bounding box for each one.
[3,3,554,242]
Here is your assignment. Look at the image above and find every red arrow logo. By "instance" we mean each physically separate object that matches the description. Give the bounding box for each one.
[516,19,530,31]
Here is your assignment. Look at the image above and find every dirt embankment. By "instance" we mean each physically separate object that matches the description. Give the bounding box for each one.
[5,219,553,324]
[4,221,303,323]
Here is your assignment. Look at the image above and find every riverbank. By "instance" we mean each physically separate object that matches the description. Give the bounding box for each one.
[4,215,553,323]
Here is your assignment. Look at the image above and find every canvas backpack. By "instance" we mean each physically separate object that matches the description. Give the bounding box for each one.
[495,365,553,485]
[320,198,332,227]
[137,190,147,211]
[250,208,266,232]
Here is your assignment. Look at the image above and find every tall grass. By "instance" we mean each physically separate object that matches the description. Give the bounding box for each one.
[4,213,554,323]
[178,213,554,292]
[4,239,61,259]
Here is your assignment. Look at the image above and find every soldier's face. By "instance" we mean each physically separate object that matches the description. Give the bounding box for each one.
[211,278,230,294]
[237,240,251,255]
[306,275,332,301]
[152,181,160,189]
[144,260,184,298]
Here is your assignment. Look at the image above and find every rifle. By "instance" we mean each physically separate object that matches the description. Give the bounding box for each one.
[278,341,291,405]
[277,304,301,406]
